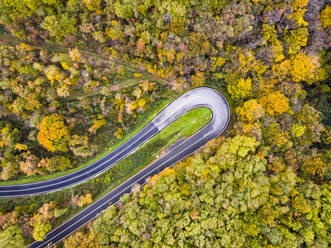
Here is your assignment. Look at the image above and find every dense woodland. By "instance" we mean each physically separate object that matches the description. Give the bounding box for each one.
[0,0,330,247]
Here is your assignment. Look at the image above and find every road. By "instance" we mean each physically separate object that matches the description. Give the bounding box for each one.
[0,87,231,247]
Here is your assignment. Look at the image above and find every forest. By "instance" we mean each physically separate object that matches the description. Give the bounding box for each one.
[0,0,330,247]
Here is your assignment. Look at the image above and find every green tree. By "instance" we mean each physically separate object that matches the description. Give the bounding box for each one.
[33,222,52,241]
[41,13,76,42]
[113,0,135,19]
[38,156,72,173]
[0,225,26,248]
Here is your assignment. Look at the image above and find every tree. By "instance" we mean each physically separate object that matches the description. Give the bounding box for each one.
[70,193,93,208]
[259,91,289,116]
[295,104,324,145]
[191,71,206,87]
[289,52,317,84]
[41,13,76,42]
[69,135,93,157]
[43,65,66,85]
[105,20,125,41]
[227,77,252,100]
[113,1,134,19]
[32,222,52,241]
[1,159,18,181]
[0,225,26,248]
[88,116,106,134]
[320,5,331,29]
[63,231,99,248]
[38,156,72,173]
[302,154,327,177]
[83,0,102,13]
[284,27,308,55]
[37,114,70,152]
[292,194,311,214]
[77,193,93,207]
[1,125,20,148]
[235,99,264,123]
[19,153,38,176]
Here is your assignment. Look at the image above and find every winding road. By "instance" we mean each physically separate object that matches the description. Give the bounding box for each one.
[0,87,231,248]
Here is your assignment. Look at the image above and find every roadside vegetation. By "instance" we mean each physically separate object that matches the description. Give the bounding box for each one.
[0,0,330,247]
[0,95,173,186]
[0,107,211,244]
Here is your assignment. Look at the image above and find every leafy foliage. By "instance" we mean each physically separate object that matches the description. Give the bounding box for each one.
[0,225,26,248]
[37,114,70,152]
[320,5,331,29]
[259,91,289,116]
[32,222,52,241]
[0,0,329,246]
[227,77,252,100]
[87,135,329,248]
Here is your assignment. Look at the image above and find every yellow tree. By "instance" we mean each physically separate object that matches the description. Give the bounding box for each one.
[32,222,52,241]
[259,91,289,116]
[227,77,252,100]
[37,114,70,152]
[64,231,100,248]
[320,5,331,29]
[235,99,264,123]
[289,52,318,83]
[302,154,327,177]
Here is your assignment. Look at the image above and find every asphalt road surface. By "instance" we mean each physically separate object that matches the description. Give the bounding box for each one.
[0,87,231,248]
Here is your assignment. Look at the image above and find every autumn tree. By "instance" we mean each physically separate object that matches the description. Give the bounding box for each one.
[1,125,20,148]
[63,231,100,248]
[37,156,72,173]
[19,153,39,176]
[289,52,318,84]
[0,0,330,246]
[41,13,76,42]
[235,99,264,123]
[227,77,252,100]
[284,27,308,55]
[1,159,18,181]
[31,201,56,241]
[295,104,324,145]
[69,135,93,157]
[0,225,26,248]
[37,114,70,152]
[71,193,93,208]
[320,5,331,29]
[32,222,52,241]
[302,153,327,177]
[259,91,289,116]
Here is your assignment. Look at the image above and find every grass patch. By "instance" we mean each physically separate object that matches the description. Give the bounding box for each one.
[107,107,212,181]
[155,107,211,143]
